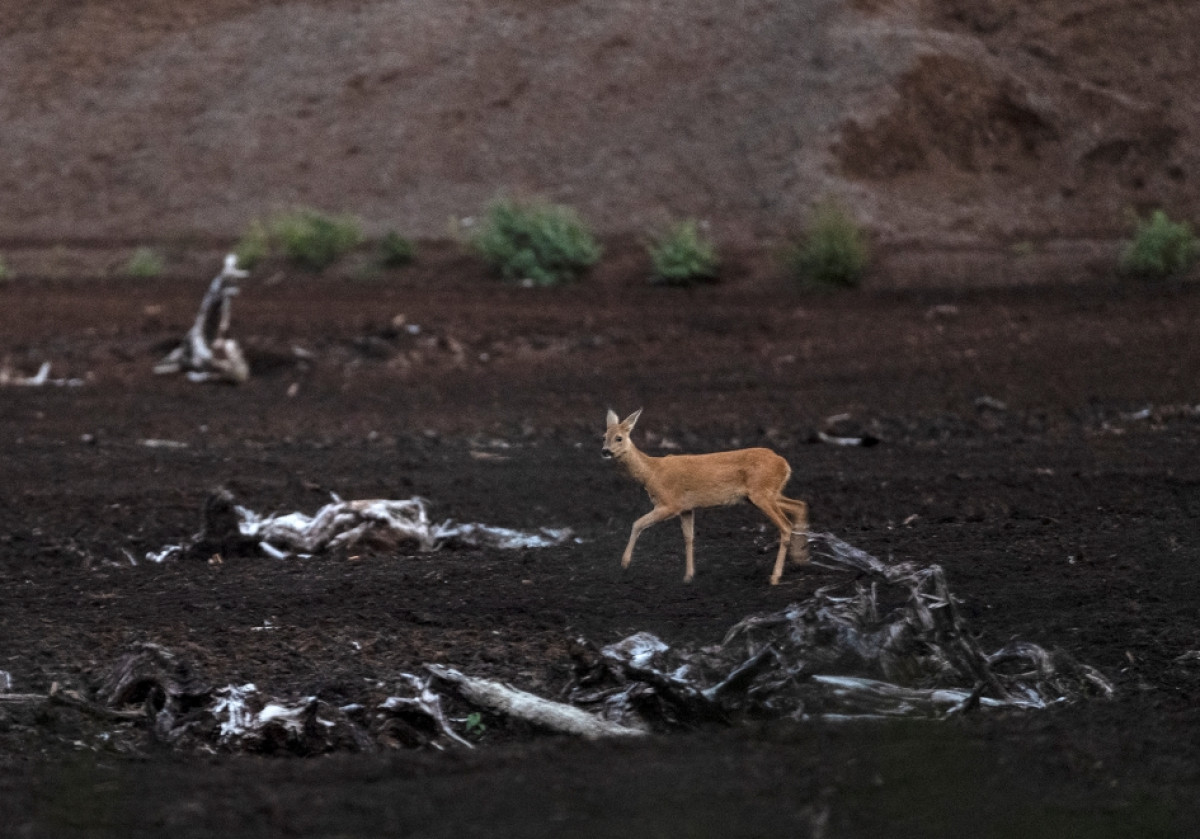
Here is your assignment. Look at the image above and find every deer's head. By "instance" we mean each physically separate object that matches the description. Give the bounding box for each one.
[602,408,642,460]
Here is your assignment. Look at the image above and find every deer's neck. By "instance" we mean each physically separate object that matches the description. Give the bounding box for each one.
[619,442,658,486]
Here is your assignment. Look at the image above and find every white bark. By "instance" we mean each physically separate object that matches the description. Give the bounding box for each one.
[427,665,647,739]
[154,254,249,383]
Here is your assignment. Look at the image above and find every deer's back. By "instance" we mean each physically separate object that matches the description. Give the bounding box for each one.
[647,447,791,508]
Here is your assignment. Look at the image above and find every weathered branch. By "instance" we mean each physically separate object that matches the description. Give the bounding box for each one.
[154,254,249,383]
[427,665,647,739]
[0,693,48,705]
[566,532,1114,727]
[0,685,144,722]
[147,490,574,562]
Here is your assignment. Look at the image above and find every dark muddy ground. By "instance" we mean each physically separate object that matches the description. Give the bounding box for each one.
[2,248,1200,837]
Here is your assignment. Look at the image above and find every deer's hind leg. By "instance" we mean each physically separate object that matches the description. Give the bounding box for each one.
[750,493,796,586]
[779,497,809,564]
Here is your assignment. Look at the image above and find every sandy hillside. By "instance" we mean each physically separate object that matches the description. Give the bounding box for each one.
[0,0,1197,247]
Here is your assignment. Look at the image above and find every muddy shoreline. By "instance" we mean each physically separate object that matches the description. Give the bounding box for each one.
[3,256,1200,835]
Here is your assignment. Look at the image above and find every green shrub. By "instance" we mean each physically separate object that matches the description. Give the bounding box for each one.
[236,208,363,271]
[647,219,719,286]
[125,247,165,278]
[470,196,601,286]
[787,199,870,288]
[1119,209,1199,280]
[379,231,416,268]
[234,219,271,270]
[271,209,363,271]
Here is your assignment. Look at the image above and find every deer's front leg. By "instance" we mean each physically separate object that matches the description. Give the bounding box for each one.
[679,509,696,583]
[622,506,677,570]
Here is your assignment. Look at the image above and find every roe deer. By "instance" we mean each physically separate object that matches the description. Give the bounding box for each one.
[602,408,809,585]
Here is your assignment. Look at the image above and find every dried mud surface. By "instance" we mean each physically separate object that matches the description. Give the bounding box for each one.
[2,251,1200,837]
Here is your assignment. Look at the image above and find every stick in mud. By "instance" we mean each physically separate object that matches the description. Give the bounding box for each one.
[154,254,249,383]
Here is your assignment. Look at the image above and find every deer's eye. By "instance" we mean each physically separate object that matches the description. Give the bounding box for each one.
[615,436,623,442]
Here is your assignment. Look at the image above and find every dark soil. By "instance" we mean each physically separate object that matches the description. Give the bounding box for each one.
[3,249,1200,837]
[3,2,1200,834]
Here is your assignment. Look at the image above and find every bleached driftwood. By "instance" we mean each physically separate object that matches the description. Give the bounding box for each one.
[238,498,572,555]
[88,644,470,753]
[566,532,1114,727]
[427,665,647,739]
[378,673,474,749]
[154,254,249,383]
[21,531,1117,754]
[29,648,642,752]
[0,360,84,387]
[146,490,574,562]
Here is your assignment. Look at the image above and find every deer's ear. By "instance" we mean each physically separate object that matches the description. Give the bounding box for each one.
[606,409,620,428]
[623,408,643,430]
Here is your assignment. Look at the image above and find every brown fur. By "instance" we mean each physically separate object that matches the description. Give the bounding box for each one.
[602,409,809,585]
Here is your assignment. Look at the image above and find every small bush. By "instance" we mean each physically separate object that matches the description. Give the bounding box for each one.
[125,247,165,278]
[234,219,271,270]
[647,219,719,286]
[236,208,363,271]
[786,199,870,288]
[1119,209,1199,280]
[379,231,416,268]
[470,196,601,286]
[272,209,363,271]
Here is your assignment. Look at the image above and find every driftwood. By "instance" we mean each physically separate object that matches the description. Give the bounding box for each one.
[237,498,573,555]
[12,533,1115,754]
[82,645,641,753]
[0,360,85,387]
[0,683,144,722]
[147,489,574,562]
[377,673,474,749]
[427,665,647,739]
[154,254,249,383]
[565,532,1113,728]
[82,644,473,753]
[207,683,377,754]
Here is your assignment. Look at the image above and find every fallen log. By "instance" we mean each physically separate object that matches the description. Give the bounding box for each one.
[427,665,647,739]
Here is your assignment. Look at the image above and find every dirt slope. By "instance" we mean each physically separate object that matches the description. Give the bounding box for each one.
[841,0,1200,241]
[2,0,1197,247]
